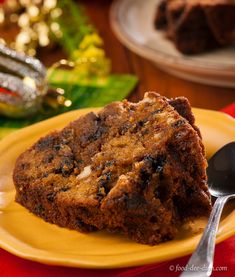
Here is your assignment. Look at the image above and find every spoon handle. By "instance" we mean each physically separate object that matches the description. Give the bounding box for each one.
[181,195,230,277]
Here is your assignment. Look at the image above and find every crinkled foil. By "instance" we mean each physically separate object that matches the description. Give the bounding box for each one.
[0,44,47,118]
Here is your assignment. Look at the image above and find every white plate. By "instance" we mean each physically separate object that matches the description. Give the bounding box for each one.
[110,0,235,88]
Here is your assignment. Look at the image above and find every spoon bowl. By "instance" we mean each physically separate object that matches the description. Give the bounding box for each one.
[207,142,235,197]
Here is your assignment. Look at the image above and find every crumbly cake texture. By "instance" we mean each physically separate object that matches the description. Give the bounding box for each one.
[13,92,211,245]
[154,0,235,54]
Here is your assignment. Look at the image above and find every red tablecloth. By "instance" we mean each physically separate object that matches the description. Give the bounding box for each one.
[1,103,235,277]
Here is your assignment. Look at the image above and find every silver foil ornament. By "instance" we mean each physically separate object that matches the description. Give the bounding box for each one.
[0,44,48,118]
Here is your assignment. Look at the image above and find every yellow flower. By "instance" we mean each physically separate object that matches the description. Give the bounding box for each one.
[79,33,103,50]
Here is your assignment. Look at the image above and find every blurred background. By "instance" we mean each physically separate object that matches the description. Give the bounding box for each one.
[0,0,234,138]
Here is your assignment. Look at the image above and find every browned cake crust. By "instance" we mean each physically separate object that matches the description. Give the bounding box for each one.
[154,0,235,54]
[13,92,211,245]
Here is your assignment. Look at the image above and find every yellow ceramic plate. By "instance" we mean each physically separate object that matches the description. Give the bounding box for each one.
[0,108,235,269]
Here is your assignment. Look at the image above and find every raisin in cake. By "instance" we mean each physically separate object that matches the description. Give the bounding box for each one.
[155,0,235,54]
[13,92,211,245]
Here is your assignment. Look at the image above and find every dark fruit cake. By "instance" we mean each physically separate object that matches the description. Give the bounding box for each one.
[154,0,235,54]
[13,92,212,245]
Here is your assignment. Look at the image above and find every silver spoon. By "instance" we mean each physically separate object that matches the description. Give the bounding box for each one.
[181,142,235,276]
